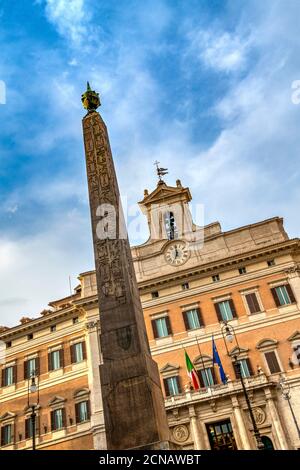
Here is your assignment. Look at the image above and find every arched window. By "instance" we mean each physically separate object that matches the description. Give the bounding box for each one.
[164,211,178,240]
[261,436,274,450]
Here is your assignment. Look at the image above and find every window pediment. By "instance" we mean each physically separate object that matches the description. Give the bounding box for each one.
[288,331,300,342]
[49,396,66,407]
[229,346,249,357]
[160,363,179,375]
[256,339,278,351]
[194,355,213,368]
[0,411,16,422]
[74,388,90,399]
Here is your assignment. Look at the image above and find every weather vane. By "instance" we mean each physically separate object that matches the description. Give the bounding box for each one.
[154,161,168,183]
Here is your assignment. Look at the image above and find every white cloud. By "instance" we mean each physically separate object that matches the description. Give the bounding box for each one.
[188,29,251,72]
[44,0,89,45]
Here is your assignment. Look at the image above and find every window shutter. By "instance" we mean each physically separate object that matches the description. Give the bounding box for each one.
[59,349,64,368]
[229,299,237,318]
[214,303,222,322]
[245,293,261,314]
[50,410,55,431]
[62,408,66,428]
[176,376,182,394]
[25,418,30,440]
[75,403,80,424]
[265,351,281,374]
[197,370,204,388]
[246,358,254,376]
[286,284,296,304]
[82,341,87,360]
[196,307,204,327]
[1,368,5,387]
[233,361,241,379]
[13,365,17,384]
[24,361,28,380]
[48,352,53,372]
[151,320,158,339]
[35,357,40,376]
[165,317,172,335]
[271,287,281,307]
[182,311,189,330]
[163,378,170,397]
[210,367,217,385]
[86,400,91,420]
[1,428,4,447]
[70,344,75,364]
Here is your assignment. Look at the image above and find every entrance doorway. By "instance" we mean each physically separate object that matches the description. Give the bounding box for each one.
[206,419,237,450]
[261,436,275,450]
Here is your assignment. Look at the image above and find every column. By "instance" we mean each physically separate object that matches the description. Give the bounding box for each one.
[231,396,252,449]
[286,266,300,305]
[188,405,205,449]
[265,388,289,449]
[86,319,107,450]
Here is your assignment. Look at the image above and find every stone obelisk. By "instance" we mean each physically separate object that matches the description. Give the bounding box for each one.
[81,83,171,450]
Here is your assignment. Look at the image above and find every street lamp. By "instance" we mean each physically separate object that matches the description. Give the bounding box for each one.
[221,321,265,450]
[27,371,39,450]
[278,376,300,439]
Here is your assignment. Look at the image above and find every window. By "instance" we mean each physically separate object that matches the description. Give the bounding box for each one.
[51,408,66,431]
[206,420,237,451]
[6,341,11,348]
[271,284,296,306]
[1,424,13,446]
[73,317,79,324]
[212,274,220,282]
[245,292,261,314]
[1,366,16,387]
[151,291,159,299]
[50,325,56,332]
[151,317,172,339]
[239,267,246,275]
[75,401,90,424]
[267,259,275,267]
[198,368,216,388]
[264,351,281,374]
[215,299,237,322]
[182,282,189,291]
[293,344,300,366]
[234,359,253,378]
[25,417,33,440]
[24,357,39,380]
[71,342,86,364]
[48,350,63,371]
[182,308,203,330]
[27,333,33,341]
[163,376,181,396]
[164,211,178,240]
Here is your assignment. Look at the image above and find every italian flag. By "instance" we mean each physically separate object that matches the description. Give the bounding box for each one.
[185,350,200,390]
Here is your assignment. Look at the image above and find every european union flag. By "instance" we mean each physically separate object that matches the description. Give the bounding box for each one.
[212,336,227,384]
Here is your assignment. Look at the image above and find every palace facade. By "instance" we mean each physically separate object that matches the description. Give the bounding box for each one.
[1,180,300,450]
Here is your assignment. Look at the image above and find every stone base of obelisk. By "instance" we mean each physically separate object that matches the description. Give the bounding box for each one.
[129,441,181,450]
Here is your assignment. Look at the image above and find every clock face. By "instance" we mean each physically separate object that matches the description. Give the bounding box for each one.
[164,242,190,266]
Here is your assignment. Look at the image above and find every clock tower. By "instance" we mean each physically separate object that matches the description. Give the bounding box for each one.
[132,178,221,284]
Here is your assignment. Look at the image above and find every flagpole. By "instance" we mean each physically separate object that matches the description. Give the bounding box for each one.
[196,336,211,391]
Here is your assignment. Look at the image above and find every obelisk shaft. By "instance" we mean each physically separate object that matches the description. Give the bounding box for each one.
[82,109,170,449]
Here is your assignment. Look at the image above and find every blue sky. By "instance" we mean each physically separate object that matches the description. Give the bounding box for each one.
[0,0,300,326]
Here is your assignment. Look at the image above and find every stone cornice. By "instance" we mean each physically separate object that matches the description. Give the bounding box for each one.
[141,259,298,309]
[137,238,300,292]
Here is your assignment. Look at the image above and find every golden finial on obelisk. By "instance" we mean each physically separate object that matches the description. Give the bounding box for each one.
[81,82,101,112]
